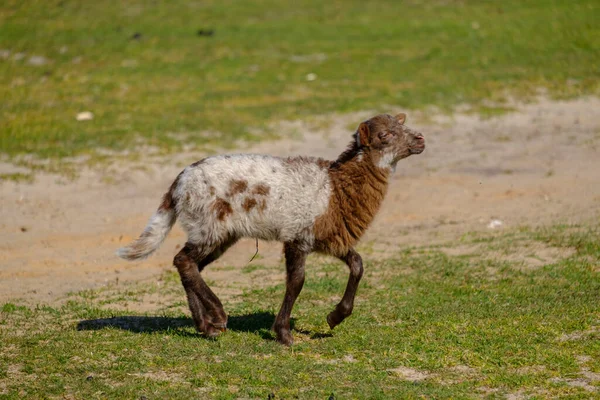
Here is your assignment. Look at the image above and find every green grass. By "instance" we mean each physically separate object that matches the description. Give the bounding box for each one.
[1,224,599,398]
[1,0,599,164]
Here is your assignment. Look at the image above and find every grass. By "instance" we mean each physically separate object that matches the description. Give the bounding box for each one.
[1,0,599,166]
[1,224,599,398]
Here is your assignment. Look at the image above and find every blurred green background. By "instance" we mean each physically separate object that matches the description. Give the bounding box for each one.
[1,0,599,160]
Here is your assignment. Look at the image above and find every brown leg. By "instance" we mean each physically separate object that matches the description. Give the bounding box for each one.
[327,248,364,329]
[273,242,308,346]
[174,245,215,336]
[173,238,236,337]
[191,238,237,330]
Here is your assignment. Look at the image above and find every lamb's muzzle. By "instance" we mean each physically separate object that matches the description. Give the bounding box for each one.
[117,112,425,345]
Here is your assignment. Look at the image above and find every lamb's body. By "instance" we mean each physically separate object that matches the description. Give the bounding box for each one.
[177,155,331,245]
[117,113,425,345]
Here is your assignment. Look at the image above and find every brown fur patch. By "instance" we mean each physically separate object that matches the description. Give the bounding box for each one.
[227,179,248,197]
[251,184,271,196]
[159,171,183,211]
[242,197,257,212]
[314,144,390,256]
[189,158,206,168]
[159,193,173,211]
[316,158,332,169]
[284,156,331,170]
[212,198,233,221]
[258,198,267,212]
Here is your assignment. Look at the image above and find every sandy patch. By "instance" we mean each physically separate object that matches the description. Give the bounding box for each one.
[439,240,576,270]
[130,371,187,383]
[387,366,431,381]
[558,326,599,342]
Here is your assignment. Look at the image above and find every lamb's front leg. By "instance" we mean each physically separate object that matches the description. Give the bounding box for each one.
[273,242,308,346]
[327,248,364,329]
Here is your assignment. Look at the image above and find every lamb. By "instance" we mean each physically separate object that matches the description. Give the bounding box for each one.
[117,113,425,345]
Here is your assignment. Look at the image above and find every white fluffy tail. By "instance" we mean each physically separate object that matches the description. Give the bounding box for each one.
[117,207,177,261]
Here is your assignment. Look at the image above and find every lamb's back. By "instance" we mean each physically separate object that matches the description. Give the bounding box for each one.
[174,154,332,242]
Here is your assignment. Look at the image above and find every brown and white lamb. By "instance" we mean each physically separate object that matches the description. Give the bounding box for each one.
[117,113,425,345]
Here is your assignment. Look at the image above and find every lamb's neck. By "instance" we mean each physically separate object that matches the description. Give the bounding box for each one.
[330,153,391,211]
[313,150,391,256]
[331,153,390,235]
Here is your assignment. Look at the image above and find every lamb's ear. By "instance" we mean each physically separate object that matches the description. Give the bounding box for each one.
[395,113,407,125]
[357,122,370,147]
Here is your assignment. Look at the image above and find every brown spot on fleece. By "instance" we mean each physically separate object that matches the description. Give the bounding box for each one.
[251,184,271,196]
[189,158,206,168]
[227,179,248,197]
[159,171,183,211]
[212,198,233,221]
[284,156,331,170]
[242,197,257,212]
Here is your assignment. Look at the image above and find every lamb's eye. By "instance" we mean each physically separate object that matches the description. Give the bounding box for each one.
[378,131,393,142]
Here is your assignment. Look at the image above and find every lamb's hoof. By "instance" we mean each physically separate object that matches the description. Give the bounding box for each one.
[327,310,344,330]
[203,322,227,338]
[275,330,294,346]
[211,322,227,332]
[203,327,221,338]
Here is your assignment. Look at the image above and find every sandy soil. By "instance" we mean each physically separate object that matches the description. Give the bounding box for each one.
[1,97,599,304]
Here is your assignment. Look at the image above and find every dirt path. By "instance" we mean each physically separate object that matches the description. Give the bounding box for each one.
[1,97,599,304]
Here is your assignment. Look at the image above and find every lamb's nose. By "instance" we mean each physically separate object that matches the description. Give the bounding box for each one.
[415,134,424,140]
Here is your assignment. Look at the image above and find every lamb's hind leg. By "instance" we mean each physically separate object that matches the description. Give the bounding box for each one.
[173,239,236,337]
[192,239,238,331]
[273,242,308,346]
[327,248,364,329]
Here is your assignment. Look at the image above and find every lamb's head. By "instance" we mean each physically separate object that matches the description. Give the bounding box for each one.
[356,113,425,169]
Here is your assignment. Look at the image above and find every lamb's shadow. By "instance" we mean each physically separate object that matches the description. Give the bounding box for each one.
[77,311,284,340]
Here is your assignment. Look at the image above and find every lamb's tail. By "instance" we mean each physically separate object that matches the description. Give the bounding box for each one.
[116,174,181,261]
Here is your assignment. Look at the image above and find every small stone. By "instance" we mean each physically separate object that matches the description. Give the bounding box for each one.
[86,375,93,381]
[306,73,317,81]
[28,55,48,66]
[20,226,27,232]
[343,354,357,363]
[76,111,94,121]
[487,219,503,229]
[290,53,327,63]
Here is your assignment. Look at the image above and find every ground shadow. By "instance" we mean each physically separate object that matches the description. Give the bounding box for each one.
[77,315,196,336]
[293,327,334,340]
[76,312,332,342]
[77,311,283,340]
[227,312,275,332]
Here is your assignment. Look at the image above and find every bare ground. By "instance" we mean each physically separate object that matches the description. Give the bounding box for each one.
[1,97,599,305]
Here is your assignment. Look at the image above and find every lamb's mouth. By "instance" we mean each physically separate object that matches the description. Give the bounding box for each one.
[410,141,425,154]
